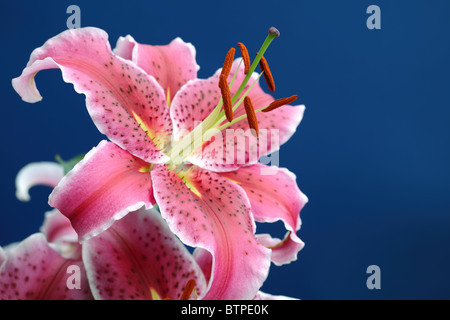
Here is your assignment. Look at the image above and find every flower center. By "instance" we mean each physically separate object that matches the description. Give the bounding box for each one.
[166,26,296,168]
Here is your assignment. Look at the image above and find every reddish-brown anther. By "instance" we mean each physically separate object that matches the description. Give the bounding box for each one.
[262,95,298,112]
[180,279,197,300]
[219,74,233,122]
[220,47,235,78]
[244,96,259,137]
[237,42,251,74]
[259,55,275,92]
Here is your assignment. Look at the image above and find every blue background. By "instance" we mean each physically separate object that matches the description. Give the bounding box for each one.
[1,0,449,300]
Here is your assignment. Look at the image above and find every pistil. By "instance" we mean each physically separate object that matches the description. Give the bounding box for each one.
[230,27,279,105]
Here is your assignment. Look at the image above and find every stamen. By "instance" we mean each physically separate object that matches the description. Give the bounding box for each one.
[259,55,275,92]
[262,95,298,112]
[220,48,235,78]
[244,96,259,137]
[167,27,281,164]
[237,42,251,74]
[219,74,233,122]
[180,279,196,300]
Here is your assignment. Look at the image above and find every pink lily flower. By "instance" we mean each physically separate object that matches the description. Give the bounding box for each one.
[7,162,210,300]
[3,162,206,300]
[0,232,93,300]
[1,163,92,299]
[12,27,307,299]
[3,163,298,300]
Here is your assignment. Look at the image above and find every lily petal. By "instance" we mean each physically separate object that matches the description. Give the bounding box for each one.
[40,209,77,244]
[114,35,199,102]
[82,207,207,300]
[256,233,304,266]
[0,233,93,300]
[40,209,80,259]
[192,247,213,284]
[12,27,172,163]
[220,163,308,265]
[170,72,221,140]
[49,140,155,241]
[151,164,271,300]
[253,291,298,300]
[15,162,64,202]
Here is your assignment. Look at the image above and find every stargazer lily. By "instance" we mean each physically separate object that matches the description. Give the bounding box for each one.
[1,162,298,300]
[12,26,308,299]
[3,161,206,300]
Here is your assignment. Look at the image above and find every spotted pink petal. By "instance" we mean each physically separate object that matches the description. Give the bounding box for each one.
[114,35,199,102]
[12,27,172,164]
[256,233,304,267]
[82,207,207,300]
[49,140,155,241]
[15,162,64,202]
[0,233,93,300]
[219,163,308,265]
[151,164,271,300]
[170,58,305,172]
[113,35,135,60]
[170,74,221,140]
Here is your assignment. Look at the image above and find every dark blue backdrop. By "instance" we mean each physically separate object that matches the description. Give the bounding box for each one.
[1,0,449,300]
